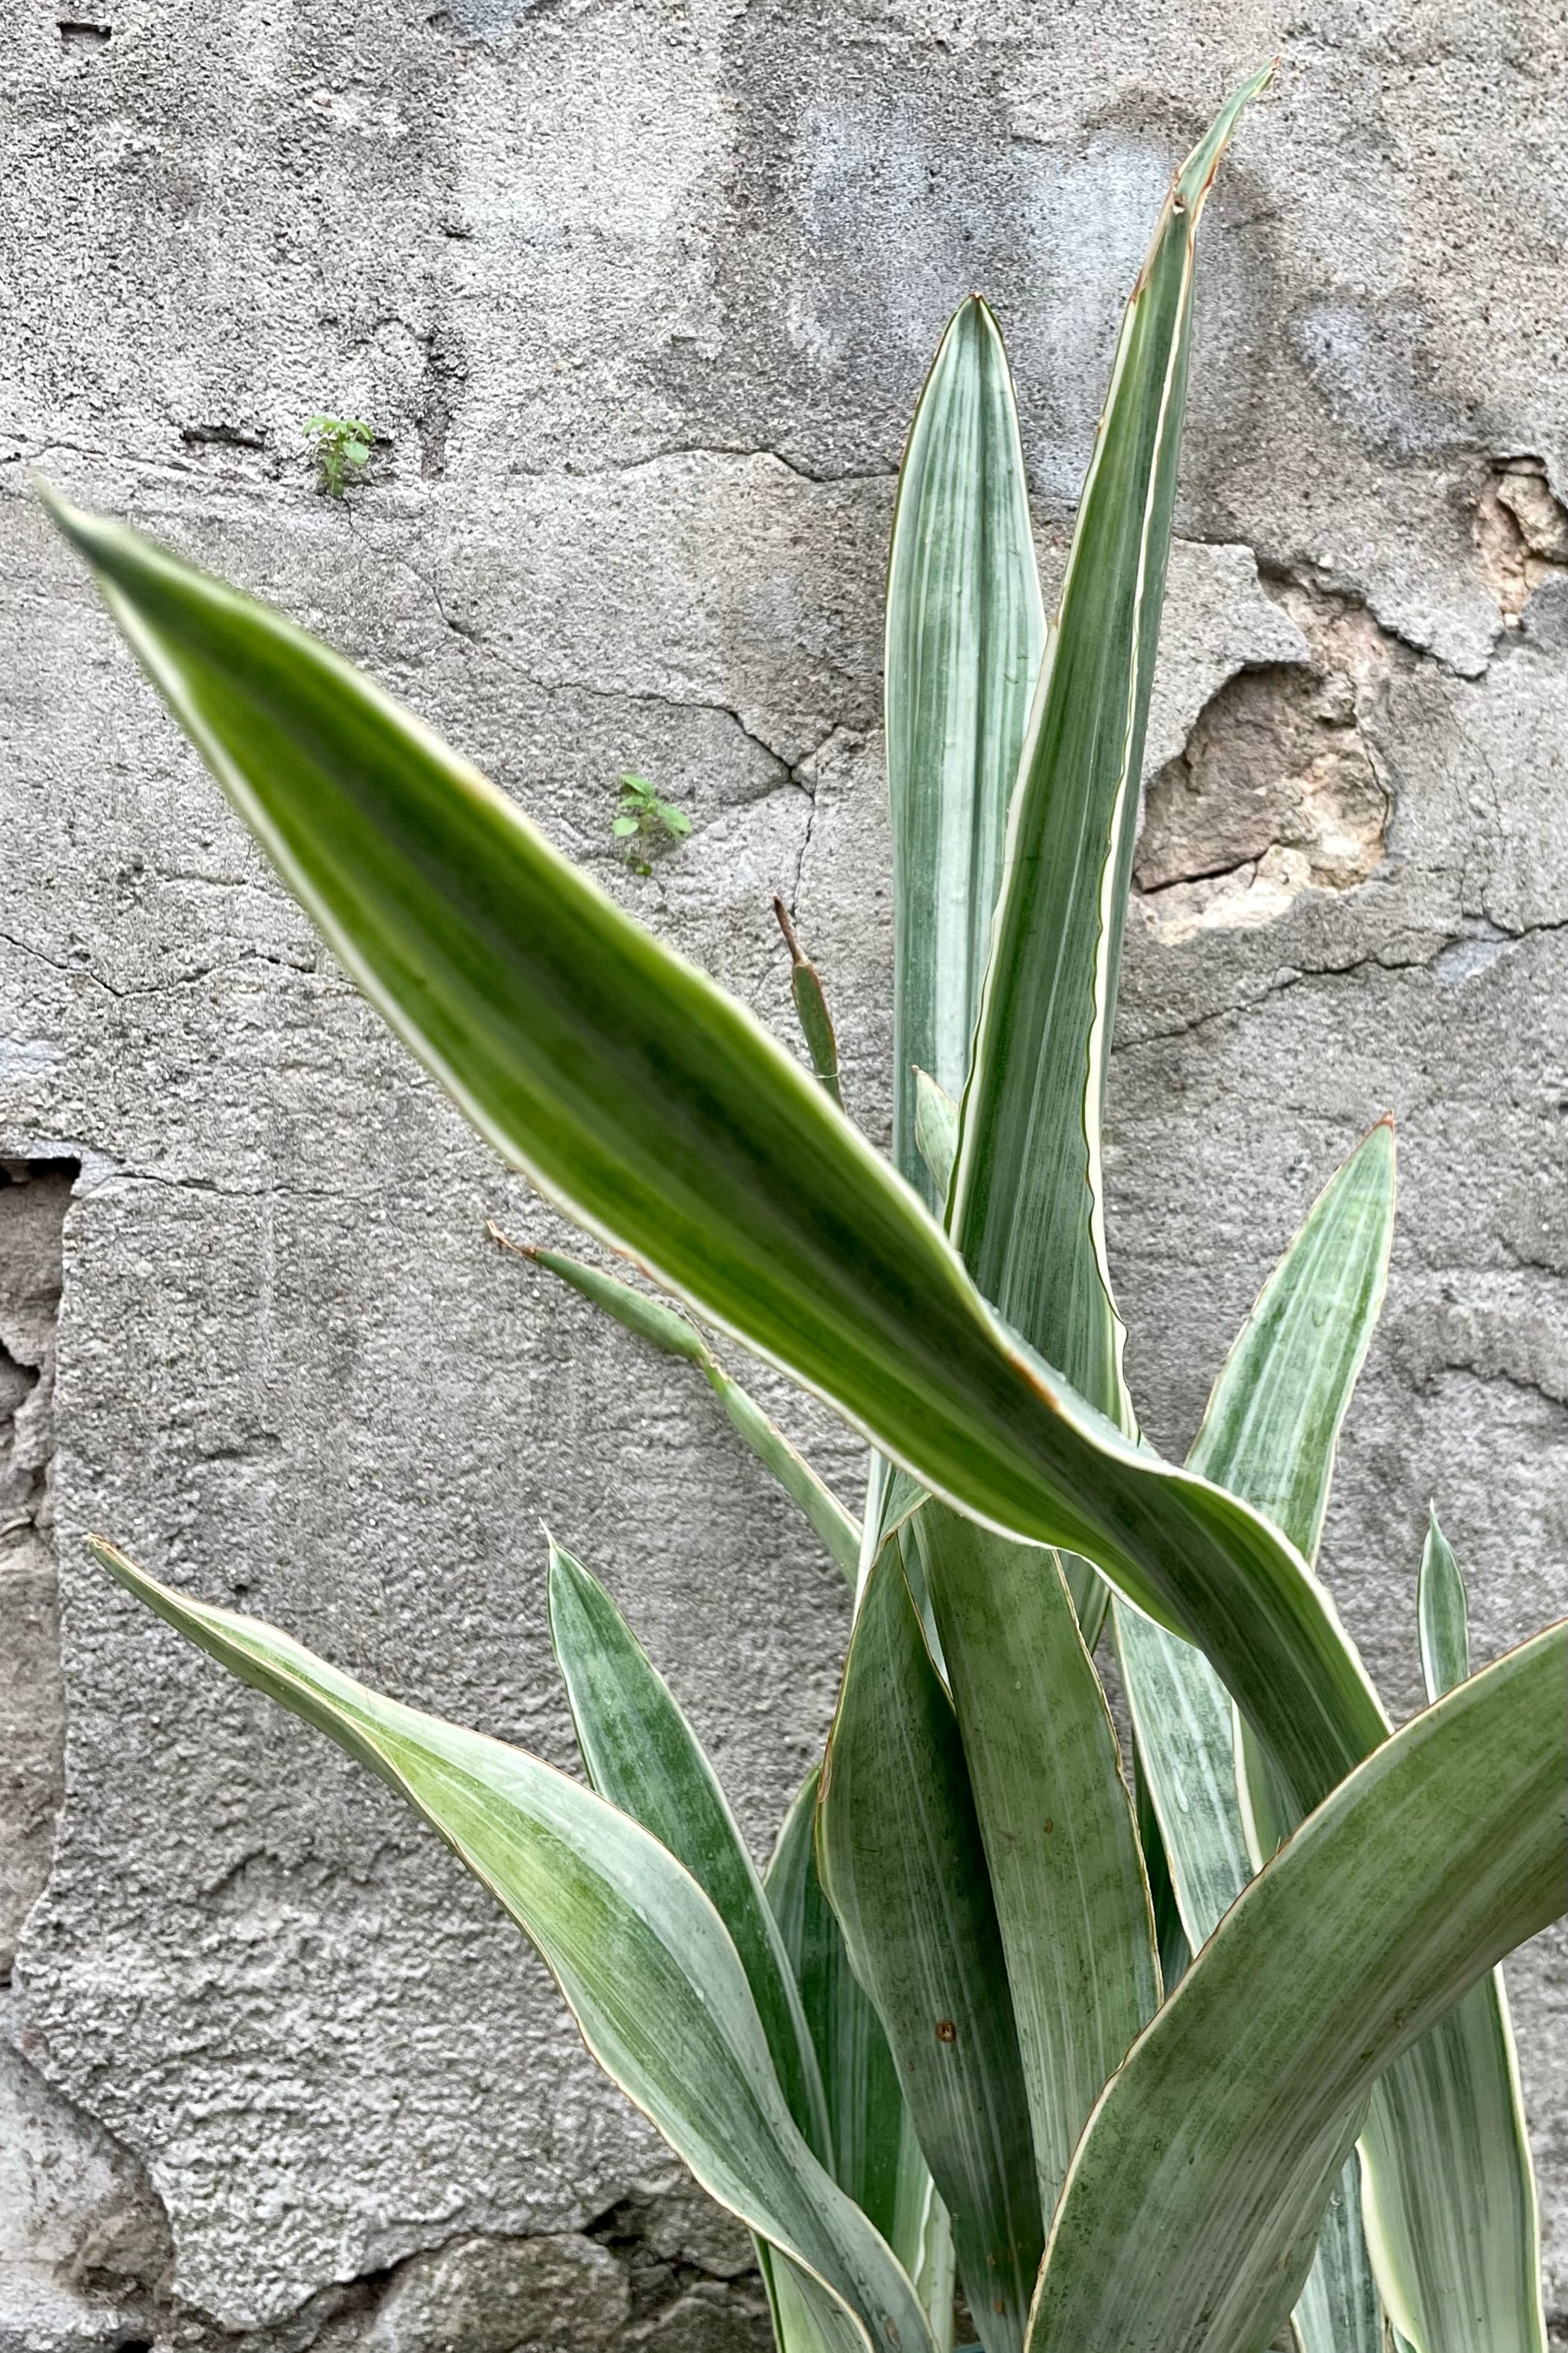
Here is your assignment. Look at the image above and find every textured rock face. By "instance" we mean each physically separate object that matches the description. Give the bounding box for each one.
[1,3,1566,2346]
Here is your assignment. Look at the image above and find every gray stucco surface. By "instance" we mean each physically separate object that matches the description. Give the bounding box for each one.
[1,1,1566,2345]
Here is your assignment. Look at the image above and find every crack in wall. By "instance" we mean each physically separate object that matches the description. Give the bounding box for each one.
[1121,907,1568,1050]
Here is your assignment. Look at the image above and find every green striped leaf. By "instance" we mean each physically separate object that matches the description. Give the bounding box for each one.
[885,295,1044,1211]
[503,1237,861,1583]
[766,1773,956,2352]
[1417,1508,1469,1700]
[954,67,1273,1435]
[1190,1118,1395,1560]
[1357,1516,1546,2353]
[93,1541,935,2353]
[1290,2168,1383,2353]
[914,1507,1159,2221]
[1117,1122,1396,2352]
[46,489,1389,1841]
[817,1535,1043,2353]
[1116,1606,1250,1949]
[546,1538,831,2161]
[1118,1120,1396,1944]
[934,79,1271,1678]
[1027,1622,1568,2353]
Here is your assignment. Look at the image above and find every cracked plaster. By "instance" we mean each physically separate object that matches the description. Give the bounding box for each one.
[2,0,1567,2341]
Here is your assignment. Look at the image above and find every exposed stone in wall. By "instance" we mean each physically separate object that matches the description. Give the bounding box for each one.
[0,1162,74,1976]
[0,2122,772,2353]
[1134,582,1393,945]
[1475,458,1568,622]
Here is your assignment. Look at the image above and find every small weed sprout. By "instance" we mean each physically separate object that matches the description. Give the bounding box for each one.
[306,415,375,499]
[613,773,692,875]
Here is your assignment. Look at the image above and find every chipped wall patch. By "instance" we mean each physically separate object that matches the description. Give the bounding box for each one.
[1475,458,1568,623]
[1134,584,1392,946]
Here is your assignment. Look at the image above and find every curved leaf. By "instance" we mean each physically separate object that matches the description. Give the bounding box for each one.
[766,1773,955,2351]
[1027,1622,1568,2353]
[1117,1120,1396,2353]
[1119,1121,1397,1949]
[504,1239,860,1583]
[546,1538,831,2160]
[93,1540,934,2353]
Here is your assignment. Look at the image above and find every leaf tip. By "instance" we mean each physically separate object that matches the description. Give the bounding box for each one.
[772,893,803,963]
[488,1219,539,1262]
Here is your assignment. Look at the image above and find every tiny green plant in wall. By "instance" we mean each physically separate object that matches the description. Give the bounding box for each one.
[612,771,692,874]
[305,414,375,498]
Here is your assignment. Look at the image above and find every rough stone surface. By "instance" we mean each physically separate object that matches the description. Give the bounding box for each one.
[1,1,1566,2345]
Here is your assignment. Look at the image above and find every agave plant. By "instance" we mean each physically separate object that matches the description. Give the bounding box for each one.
[44,64,1564,2353]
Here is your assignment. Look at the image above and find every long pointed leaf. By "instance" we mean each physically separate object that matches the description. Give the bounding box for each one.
[954,67,1273,1430]
[817,1536,1043,2353]
[46,447,1395,1833]
[1356,1516,1546,2353]
[546,1538,832,2162]
[1190,1117,1395,1559]
[936,79,1270,1675]
[503,1238,861,1583]
[914,1508,1159,2221]
[885,295,1044,1209]
[92,1541,935,2353]
[1027,1622,1568,2353]
[766,1773,956,2352]
[1119,1123,1396,2352]
[1119,1120,1397,1947]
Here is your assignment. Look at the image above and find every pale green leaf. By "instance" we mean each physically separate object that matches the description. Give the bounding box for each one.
[766,1771,955,2352]
[1360,2002,1546,2353]
[1116,1604,1250,1951]
[92,1541,936,2353]
[1190,1118,1395,1563]
[1290,2162,1383,2353]
[818,1534,1043,2353]
[499,1236,861,1584]
[1027,1622,1568,2353]
[955,67,1273,1436]
[546,1538,831,2161]
[914,1506,1159,2221]
[1417,1508,1469,1701]
[1357,1515,1546,2353]
[1118,1120,1397,2353]
[885,294,1044,1210]
[1119,1120,1397,1951]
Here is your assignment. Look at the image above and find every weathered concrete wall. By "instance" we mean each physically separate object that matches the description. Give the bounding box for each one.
[1,1,1566,2346]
